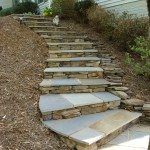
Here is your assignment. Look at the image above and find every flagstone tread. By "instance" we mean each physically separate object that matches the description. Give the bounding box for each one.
[35,30,76,34]
[47,42,93,46]
[42,35,87,39]
[29,26,67,29]
[45,57,100,62]
[40,79,111,87]
[43,110,141,144]
[49,49,98,53]
[100,124,150,150]
[23,17,52,20]
[23,21,53,24]
[39,92,121,113]
[44,67,103,73]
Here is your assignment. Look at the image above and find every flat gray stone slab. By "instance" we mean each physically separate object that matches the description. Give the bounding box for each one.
[44,110,141,141]
[24,21,52,24]
[44,67,103,73]
[46,57,100,62]
[100,124,150,150]
[29,26,67,29]
[61,93,103,107]
[35,30,76,34]
[142,103,150,110]
[44,110,121,136]
[70,128,105,145]
[47,42,93,45]
[39,94,73,114]
[92,92,121,102]
[40,79,110,87]
[42,35,87,39]
[79,79,110,85]
[40,79,81,87]
[49,49,98,53]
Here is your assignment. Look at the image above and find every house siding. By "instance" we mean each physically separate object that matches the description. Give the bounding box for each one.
[0,0,13,9]
[38,0,51,14]
[96,0,148,17]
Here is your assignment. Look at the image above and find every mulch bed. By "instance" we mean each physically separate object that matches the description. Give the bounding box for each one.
[0,16,70,150]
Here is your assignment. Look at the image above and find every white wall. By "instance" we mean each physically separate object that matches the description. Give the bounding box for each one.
[96,0,148,17]
[0,0,13,9]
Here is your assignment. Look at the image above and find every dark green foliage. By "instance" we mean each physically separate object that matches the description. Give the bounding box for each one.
[0,7,14,16]
[74,0,95,22]
[0,6,2,11]
[13,1,38,14]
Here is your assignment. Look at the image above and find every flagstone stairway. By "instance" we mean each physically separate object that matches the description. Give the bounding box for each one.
[12,14,150,150]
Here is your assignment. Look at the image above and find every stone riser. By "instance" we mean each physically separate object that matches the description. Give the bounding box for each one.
[46,61,100,67]
[49,52,97,58]
[45,38,84,43]
[44,71,103,79]
[49,45,93,50]
[97,118,139,147]
[60,118,139,150]
[40,85,106,94]
[42,101,120,121]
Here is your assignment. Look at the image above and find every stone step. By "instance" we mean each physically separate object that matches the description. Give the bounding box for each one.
[48,42,93,50]
[39,92,121,121]
[29,26,68,31]
[49,49,98,58]
[22,17,52,22]
[35,30,77,36]
[45,57,100,67]
[42,35,87,43]
[11,14,45,18]
[44,67,103,79]
[23,21,53,26]
[100,124,150,150]
[43,110,142,150]
[39,78,113,94]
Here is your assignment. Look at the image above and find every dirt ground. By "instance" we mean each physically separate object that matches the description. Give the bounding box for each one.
[0,16,149,150]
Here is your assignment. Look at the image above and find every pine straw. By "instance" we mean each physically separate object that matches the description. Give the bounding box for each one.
[0,16,70,150]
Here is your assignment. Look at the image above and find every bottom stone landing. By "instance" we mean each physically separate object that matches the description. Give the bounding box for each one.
[43,110,142,150]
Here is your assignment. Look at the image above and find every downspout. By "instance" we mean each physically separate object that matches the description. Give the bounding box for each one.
[147,0,150,37]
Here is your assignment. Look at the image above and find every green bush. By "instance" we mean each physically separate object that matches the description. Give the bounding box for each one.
[0,6,2,11]
[13,1,38,14]
[87,6,148,50]
[74,0,96,22]
[50,0,76,18]
[0,7,14,16]
[112,13,148,50]
[130,37,150,76]
[43,7,53,16]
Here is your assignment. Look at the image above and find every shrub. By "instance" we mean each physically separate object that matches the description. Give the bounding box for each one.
[0,7,14,16]
[87,6,116,33]
[0,6,2,11]
[130,37,150,76]
[112,13,148,50]
[43,7,53,16]
[87,6,149,50]
[13,2,38,14]
[74,0,96,22]
[50,0,76,18]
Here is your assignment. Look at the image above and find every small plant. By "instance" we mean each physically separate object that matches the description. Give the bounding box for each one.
[125,37,150,76]
[43,7,53,16]
[74,0,96,22]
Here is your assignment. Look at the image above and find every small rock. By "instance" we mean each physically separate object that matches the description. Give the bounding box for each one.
[110,91,129,100]
[121,99,144,106]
